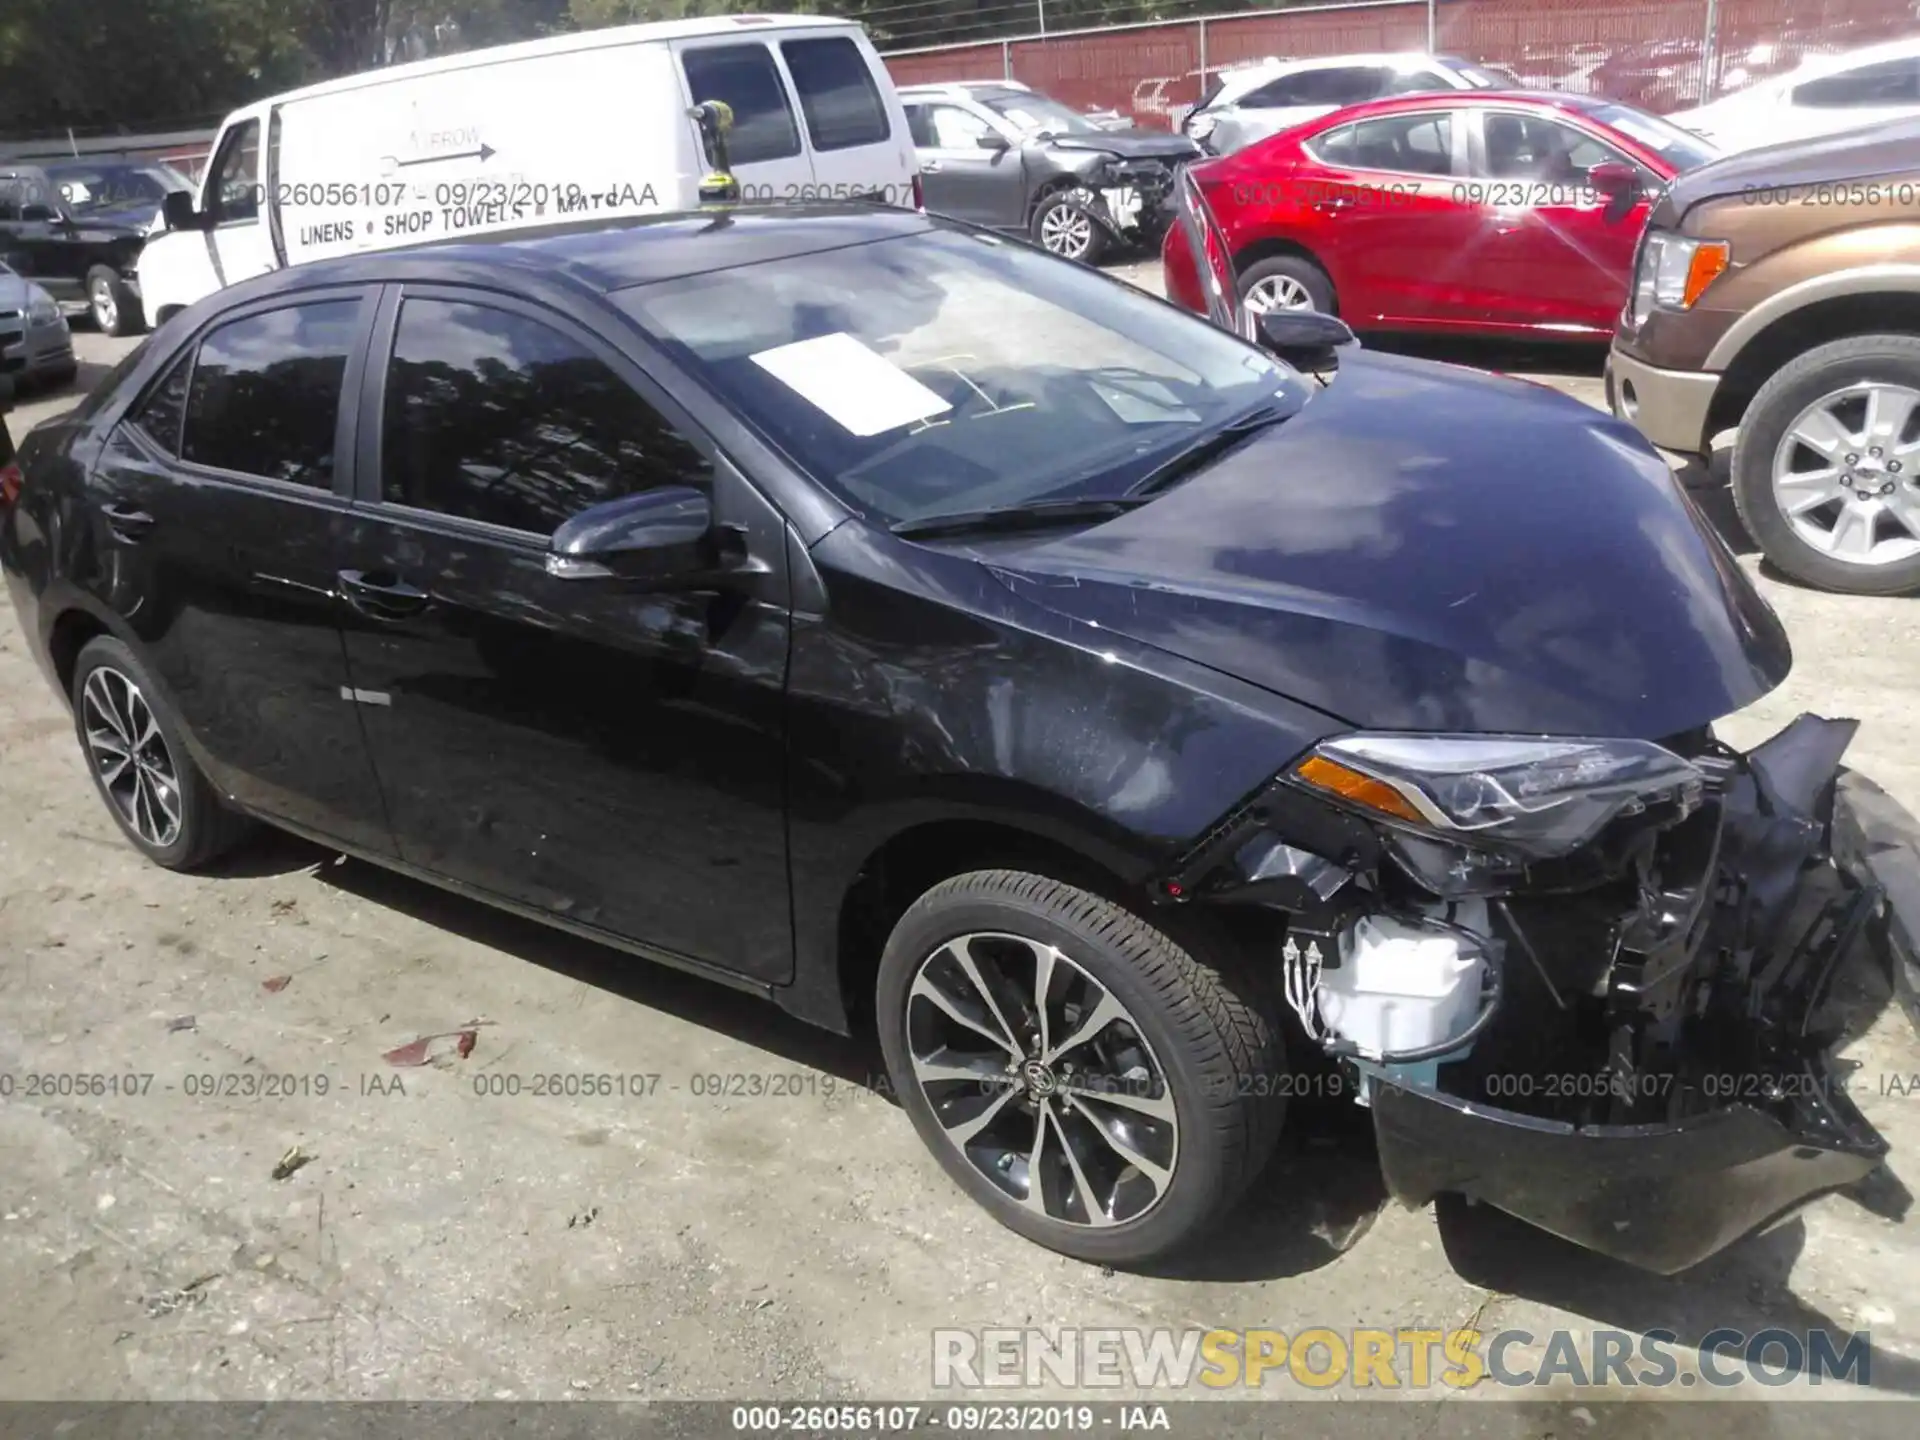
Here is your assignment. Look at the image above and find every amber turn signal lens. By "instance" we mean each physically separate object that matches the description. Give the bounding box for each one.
[1295,754,1426,825]
[1682,242,1729,308]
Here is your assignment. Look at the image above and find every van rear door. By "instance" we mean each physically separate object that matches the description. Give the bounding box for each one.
[674,36,818,203]
[774,29,915,205]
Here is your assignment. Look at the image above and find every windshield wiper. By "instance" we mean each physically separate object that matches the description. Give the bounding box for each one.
[1124,403,1296,501]
[890,496,1144,541]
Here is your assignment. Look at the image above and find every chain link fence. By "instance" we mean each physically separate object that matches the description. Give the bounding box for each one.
[882,0,1920,125]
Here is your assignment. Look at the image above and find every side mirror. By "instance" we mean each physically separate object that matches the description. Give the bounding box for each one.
[547,486,719,585]
[1588,160,1637,196]
[1254,310,1357,371]
[1588,160,1642,221]
[161,190,205,232]
[976,132,1011,152]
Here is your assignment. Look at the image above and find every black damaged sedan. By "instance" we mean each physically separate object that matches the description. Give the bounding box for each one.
[0,204,1891,1272]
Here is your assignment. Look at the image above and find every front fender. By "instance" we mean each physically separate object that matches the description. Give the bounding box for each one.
[777,520,1342,1031]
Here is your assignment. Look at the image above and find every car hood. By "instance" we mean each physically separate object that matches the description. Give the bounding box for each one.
[1665,114,1920,215]
[985,350,1790,738]
[0,272,33,309]
[1046,131,1202,162]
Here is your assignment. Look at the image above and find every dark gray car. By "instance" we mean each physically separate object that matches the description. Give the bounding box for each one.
[899,83,1200,263]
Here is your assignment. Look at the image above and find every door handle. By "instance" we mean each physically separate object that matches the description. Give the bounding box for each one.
[1310,197,1353,214]
[101,503,155,541]
[337,569,432,621]
[921,160,942,173]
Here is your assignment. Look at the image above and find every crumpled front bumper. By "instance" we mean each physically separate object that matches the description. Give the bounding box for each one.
[1367,714,1893,1275]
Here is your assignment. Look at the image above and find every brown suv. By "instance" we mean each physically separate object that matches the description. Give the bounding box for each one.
[1608,118,1920,595]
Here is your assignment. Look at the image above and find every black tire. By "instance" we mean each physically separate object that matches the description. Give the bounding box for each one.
[1732,333,1920,596]
[69,635,250,870]
[1236,254,1336,316]
[1030,189,1107,265]
[876,868,1286,1266]
[86,264,145,338]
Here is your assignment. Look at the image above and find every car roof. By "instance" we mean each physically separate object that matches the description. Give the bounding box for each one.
[247,13,858,110]
[204,206,941,309]
[1310,89,1626,121]
[1211,52,1470,101]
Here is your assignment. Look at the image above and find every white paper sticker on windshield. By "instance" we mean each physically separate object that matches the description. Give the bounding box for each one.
[750,332,953,437]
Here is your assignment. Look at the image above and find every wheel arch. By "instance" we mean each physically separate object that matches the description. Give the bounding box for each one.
[1230,237,1337,309]
[1708,290,1920,442]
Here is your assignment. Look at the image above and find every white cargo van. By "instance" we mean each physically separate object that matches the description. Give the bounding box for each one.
[137,13,918,325]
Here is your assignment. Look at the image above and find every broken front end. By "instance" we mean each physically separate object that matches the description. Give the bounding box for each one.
[1175,714,1889,1274]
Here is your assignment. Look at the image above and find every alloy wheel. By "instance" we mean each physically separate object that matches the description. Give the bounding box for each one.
[1039,204,1094,260]
[904,932,1179,1228]
[1771,381,1920,567]
[90,276,118,333]
[1243,275,1316,314]
[81,666,182,849]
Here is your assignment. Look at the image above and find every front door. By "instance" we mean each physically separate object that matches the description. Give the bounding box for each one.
[336,286,794,981]
[1465,110,1652,335]
[202,114,280,291]
[85,290,394,854]
[907,101,1023,228]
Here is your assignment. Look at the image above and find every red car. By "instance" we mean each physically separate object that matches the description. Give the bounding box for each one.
[1164,91,1719,341]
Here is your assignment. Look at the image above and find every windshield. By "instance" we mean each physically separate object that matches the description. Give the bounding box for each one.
[1586,103,1719,170]
[977,90,1103,136]
[617,228,1303,528]
[45,162,189,214]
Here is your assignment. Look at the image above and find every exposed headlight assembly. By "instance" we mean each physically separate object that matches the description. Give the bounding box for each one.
[1291,733,1704,895]
[1186,112,1218,142]
[1630,229,1730,326]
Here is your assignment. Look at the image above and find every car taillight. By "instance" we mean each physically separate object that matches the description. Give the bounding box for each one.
[0,461,23,511]
[911,170,925,211]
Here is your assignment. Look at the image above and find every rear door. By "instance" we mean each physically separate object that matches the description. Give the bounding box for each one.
[778,29,914,203]
[334,286,794,980]
[1293,109,1477,326]
[84,289,394,853]
[1464,108,1653,333]
[675,37,816,201]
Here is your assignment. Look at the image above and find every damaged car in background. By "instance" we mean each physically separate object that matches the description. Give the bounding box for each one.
[899,80,1201,262]
[2,188,1902,1278]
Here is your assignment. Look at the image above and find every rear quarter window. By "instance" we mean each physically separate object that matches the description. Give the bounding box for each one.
[781,36,890,150]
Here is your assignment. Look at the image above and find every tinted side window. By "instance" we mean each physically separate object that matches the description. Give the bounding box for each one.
[1480,114,1621,181]
[1345,112,1454,176]
[1254,66,1390,107]
[1794,58,1920,107]
[131,355,192,455]
[681,44,802,164]
[782,36,889,150]
[380,299,713,535]
[1386,69,1453,96]
[181,300,357,486]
